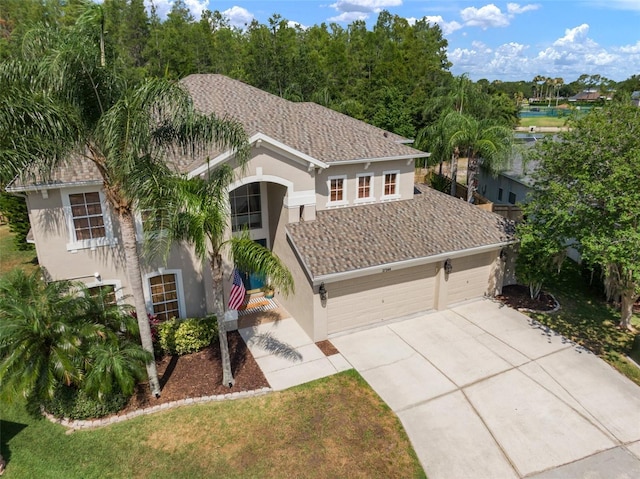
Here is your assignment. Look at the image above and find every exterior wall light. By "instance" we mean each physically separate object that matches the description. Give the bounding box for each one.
[444,259,453,275]
[319,282,327,301]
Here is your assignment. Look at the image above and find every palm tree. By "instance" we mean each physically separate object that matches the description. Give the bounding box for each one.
[145,168,294,387]
[0,269,85,405]
[0,4,249,397]
[447,113,513,203]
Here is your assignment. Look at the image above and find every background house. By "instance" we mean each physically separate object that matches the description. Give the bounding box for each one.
[9,74,515,341]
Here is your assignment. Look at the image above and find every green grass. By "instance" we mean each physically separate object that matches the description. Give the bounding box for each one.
[529,261,640,385]
[0,224,37,278]
[0,370,425,479]
[518,117,569,128]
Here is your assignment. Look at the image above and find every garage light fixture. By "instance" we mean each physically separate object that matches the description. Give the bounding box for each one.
[319,282,327,301]
[443,259,452,275]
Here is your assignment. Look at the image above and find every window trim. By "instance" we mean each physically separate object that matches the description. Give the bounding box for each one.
[62,186,116,252]
[381,170,400,200]
[143,269,186,320]
[327,175,348,207]
[355,173,375,203]
[85,280,124,305]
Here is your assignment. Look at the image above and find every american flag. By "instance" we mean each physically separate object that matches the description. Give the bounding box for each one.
[228,268,246,310]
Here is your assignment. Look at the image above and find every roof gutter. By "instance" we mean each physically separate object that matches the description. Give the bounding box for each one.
[6,179,103,193]
[332,152,430,167]
[289,238,517,287]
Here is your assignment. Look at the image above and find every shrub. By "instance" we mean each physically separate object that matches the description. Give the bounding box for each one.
[43,385,129,420]
[157,316,217,356]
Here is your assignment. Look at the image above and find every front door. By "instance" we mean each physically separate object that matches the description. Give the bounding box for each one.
[240,238,267,292]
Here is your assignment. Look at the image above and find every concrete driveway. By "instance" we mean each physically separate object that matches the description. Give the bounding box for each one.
[330,299,640,479]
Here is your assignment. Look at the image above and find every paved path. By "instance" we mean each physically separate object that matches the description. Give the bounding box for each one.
[331,299,640,479]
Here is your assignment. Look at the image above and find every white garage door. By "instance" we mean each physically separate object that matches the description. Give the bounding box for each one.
[327,263,437,334]
[446,252,496,306]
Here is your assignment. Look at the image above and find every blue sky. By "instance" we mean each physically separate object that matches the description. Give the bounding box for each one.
[148,1,640,82]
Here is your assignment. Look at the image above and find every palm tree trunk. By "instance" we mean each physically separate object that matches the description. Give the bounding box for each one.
[467,155,477,203]
[119,211,161,397]
[450,148,459,197]
[620,284,636,331]
[210,253,235,387]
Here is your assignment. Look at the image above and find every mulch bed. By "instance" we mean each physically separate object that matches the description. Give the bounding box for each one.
[496,284,558,312]
[121,331,269,413]
[315,340,339,356]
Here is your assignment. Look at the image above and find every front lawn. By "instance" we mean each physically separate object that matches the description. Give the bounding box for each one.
[0,224,37,278]
[529,261,640,385]
[0,370,425,479]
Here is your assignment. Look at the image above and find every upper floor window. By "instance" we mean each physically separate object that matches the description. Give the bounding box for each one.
[382,171,400,199]
[62,187,115,251]
[327,175,347,206]
[231,183,262,232]
[356,173,374,201]
[508,192,517,205]
[69,192,105,240]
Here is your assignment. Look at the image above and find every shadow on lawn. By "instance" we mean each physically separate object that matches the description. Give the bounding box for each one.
[530,261,637,360]
[0,420,27,466]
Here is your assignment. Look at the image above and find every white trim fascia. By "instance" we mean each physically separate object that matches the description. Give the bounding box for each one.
[329,153,430,167]
[188,133,329,179]
[6,179,103,193]
[229,174,293,192]
[284,189,316,208]
[309,241,516,286]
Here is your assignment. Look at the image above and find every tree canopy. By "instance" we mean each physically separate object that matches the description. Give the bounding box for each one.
[523,103,640,328]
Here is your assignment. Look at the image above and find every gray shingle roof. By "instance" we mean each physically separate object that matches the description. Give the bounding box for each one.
[181,74,427,169]
[286,185,515,279]
[10,75,427,190]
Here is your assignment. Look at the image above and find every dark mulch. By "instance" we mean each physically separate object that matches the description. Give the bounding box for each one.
[315,340,339,356]
[496,284,558,312]
[121,331,269,413]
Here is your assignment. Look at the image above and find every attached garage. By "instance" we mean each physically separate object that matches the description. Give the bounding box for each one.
[327,263,437,334]
[445,252,496,306]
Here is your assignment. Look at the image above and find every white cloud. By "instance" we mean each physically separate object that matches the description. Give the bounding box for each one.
[417,15,463,35]
[587,0,640,12]
[144,0,207,20]
[287,20,308,30]
[221,6,254,29]
[506,3,540,15]
[328,0,402,22]
[617,41,640,54]
[330,0,402,14]
[460,4,509,29]
[553,24,592,47]
[327,11,369,22]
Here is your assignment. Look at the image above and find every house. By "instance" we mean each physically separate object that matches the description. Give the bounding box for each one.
[8,74,515,341]
[632,91,640,107]
[568,89,613,102]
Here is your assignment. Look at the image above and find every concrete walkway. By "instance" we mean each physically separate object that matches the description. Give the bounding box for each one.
[238,317,351,391]
[330,299,640,479]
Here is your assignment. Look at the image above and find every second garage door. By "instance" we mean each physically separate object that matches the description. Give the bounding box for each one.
[327,263,437,334]
[445,252,496,306]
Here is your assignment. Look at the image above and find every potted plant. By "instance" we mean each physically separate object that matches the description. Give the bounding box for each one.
[262,283,275,299]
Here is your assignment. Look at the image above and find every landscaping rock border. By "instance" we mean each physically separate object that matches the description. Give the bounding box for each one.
[43,387,273,432]
[517,292,561,314]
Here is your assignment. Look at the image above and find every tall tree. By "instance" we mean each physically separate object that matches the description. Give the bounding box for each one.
[524,103,640,329]
[144,169,294,386]
[0,2,249,396]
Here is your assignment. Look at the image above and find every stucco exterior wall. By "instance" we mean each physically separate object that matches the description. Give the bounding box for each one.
[314,159,415,211]
[26,188,206,319]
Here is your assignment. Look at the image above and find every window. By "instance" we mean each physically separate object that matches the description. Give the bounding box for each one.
[62,188,115,251]
[327,175,347,206]
[498,188,503,201]
[356,173,374,201]
[508,192,517,205]
[382,171,400,199]
[148,273,182,321]
[88,284,117,308]
[69,192,105,240]
[230,183,262,232]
